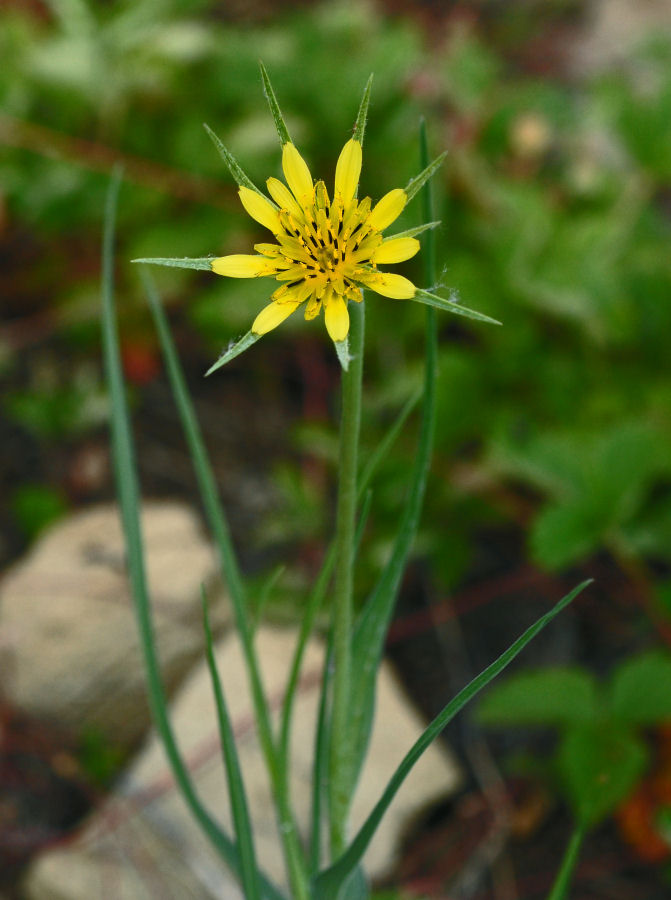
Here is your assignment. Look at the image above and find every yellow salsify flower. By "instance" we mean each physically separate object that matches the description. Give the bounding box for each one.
[211,138,418,344]
[132,67,499,373]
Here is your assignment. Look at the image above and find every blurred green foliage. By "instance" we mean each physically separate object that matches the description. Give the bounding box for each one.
[479,651,671,826]
[77,727,125,788]
[2,0,671,611]
[10,483,68,539]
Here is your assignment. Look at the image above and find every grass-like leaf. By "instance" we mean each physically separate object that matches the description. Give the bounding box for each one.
[310,634,332,875]
[251,565,285,635]
[260,61,291,146]
[279,549,336,785]
[312,580,592,899]
[345,122,439,805]
[204,123,268,198]
[205,330,262,376]
[413,287,502,325]
[358,389,420,496]
[202,587,261,900]
[103,172,285,900]
[281,398,410,848]
[546,822,588,900]
[404,151,448,203]
[353,75,373,145]
[131,256,215,271]
[141,270,307,897]
[303,492,373,877]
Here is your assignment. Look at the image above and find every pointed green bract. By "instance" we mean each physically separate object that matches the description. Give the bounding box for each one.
[353,75,373,145]
[203,123,266,196]
[334,337,350,371]
[206,331,262,376]
[313,580,593,899]
[260,62,291,146]
[385,221,441,240]
[132,256,215,271]
[404,151,448,203]
[414,287,502,325]
[202,588,262,900]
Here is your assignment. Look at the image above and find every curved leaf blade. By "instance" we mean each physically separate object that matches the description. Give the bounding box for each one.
[313,580,592,899]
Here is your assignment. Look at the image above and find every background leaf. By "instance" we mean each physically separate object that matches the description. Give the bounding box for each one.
[609,650,671,725]
[558,725,648,826]
[478,668,600,727]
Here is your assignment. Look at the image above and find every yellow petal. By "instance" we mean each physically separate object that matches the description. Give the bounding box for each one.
[304,293,321,319]
[361,272,416,299]
[211,255,273,278]
[372,237,420,264]
[238,187,281,234]
[252,300,301,335]
[282,142,314,204]
[324,294,350,342]
[334,138,362,207]
[368,188,407,232]
[266,177,304,219]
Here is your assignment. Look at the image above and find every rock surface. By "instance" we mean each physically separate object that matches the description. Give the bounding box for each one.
[572,0,671,73]
[25,627,461,899]
[0,503,226,750]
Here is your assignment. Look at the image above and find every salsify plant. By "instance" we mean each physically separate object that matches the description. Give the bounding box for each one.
[102,65,592,900]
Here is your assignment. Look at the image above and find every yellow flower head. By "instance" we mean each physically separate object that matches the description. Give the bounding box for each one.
[132,67,499,373]
[211,138,419,344]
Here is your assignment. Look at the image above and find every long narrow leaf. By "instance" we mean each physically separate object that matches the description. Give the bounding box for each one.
[280,488,373,816]
[358,390,420,497]
[260,62,291,146]
[313,580,592,899]
[279,549,336,778]
[413,287,501,326]
[252,565,285,635]
[102,172,285,900]
[284,389,409,784]
[131,256,215,271]
[141,270,307,896]
[205,330,262,376]
[345,123,440,803]
[310,635,333,875]
[202,588,261,900]
[546,821,588,900]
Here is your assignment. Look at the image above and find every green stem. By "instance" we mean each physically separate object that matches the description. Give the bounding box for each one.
[546,822,587,900]
[329,299,365,857]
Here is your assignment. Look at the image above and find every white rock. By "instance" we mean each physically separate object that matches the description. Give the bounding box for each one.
[572,0,671,74]
[0,503,227,749]
[25,627,460,898]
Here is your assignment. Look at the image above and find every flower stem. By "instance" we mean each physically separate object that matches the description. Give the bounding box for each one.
[329,298,365,857]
